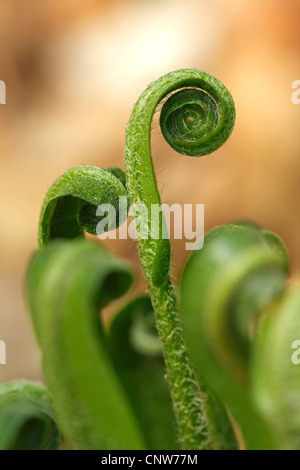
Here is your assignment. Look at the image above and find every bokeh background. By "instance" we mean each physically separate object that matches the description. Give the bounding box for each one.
[0,0,299,383]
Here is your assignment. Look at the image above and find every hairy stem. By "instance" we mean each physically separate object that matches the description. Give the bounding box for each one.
[150,281,211,449]
[125,69,236,449]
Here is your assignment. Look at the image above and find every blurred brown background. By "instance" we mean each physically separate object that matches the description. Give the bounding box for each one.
[0,0,299,383]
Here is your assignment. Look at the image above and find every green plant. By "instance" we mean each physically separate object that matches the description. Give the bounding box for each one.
[1,69,299,450]
[0,381,61,450]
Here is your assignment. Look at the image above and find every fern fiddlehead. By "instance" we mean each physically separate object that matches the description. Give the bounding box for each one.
[251,283,300,449]
[124,69,236,448]
[38,165,127,247]
[27,238,185,449]
[0,381,61,450]
[125,69,235,286]
[180,223,300,449]
[21,69,240,449]
[13,68,300,450]
[24,69,237,450]
[27,239,145,450]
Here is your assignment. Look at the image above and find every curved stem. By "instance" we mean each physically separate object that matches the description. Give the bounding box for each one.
[0,381,61,450]
[38,166,127,247]
[125,69,235,287]
[125,69,236,449]
[27,239,145,450]
[180,223,289,449]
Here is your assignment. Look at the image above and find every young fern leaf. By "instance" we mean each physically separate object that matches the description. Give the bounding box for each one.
[38,166,127,247]
[0,381,61,450]
[251,284,300,450]
[26,239,145,450]
[18,68,300,450]
[180,223,294,450]
[25,69,238,449]
[125,68,235,287]
[124,69,236,449]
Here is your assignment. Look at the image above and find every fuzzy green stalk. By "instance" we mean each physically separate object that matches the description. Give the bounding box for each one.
[125,69,236,449]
